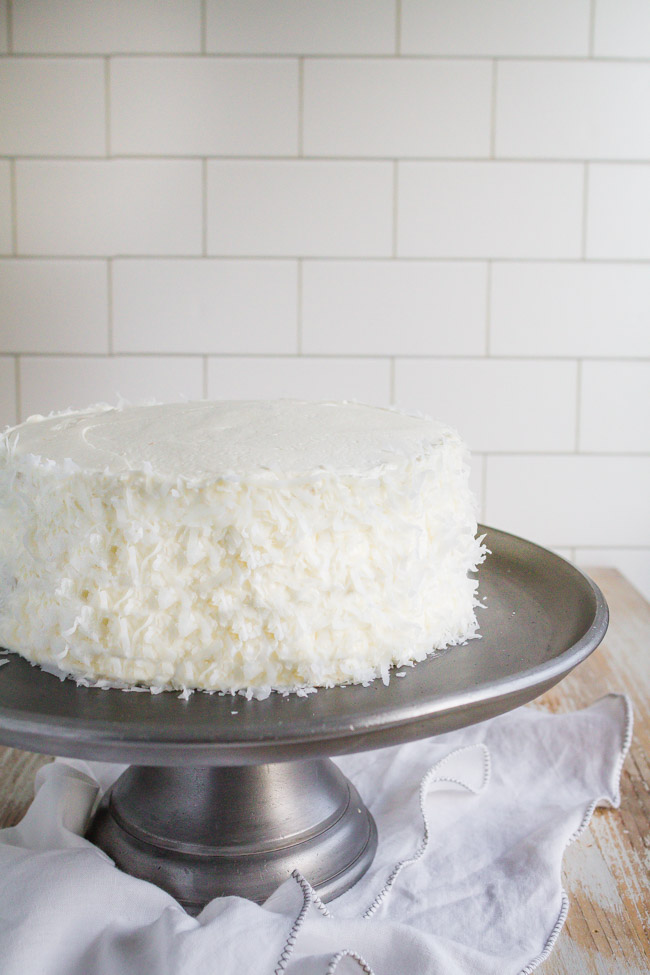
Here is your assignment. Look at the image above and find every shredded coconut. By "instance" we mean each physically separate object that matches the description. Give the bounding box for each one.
[0,400,486,695]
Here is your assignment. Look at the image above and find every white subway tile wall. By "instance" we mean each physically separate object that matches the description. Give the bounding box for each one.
[490,263,650,357]
[303,59,492,158]
[393,358,577,453]
[301,261,487,355]
[579,361,650,454]
[205,0,396,55]
[400,0,591,56]
[0,0,648,596]
[495,62,650,161]
[586,164,650,259]
[397,163,584,258]
[0,260,108,352]
[485,456,650,547]
[207,161,393,256]
[12,1,202,54]
[19,356,204,418]
[593,0,650,58]
[16,160,203,256]
[0,160,11,253]
[207,355,391,405]
[0,357,15,426]
[111,58,299,157]
[0,59,106,156]
[112,260,297,354]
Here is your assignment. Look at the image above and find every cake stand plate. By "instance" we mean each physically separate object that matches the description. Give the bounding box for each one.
[0,527,608,912]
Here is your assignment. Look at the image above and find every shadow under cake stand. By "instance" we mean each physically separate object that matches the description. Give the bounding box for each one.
[0,526,608,914]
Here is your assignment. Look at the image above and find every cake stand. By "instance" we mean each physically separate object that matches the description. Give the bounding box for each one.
[0,526,608,914]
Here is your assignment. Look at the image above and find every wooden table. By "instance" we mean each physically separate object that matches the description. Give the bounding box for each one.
[0,568,648,972]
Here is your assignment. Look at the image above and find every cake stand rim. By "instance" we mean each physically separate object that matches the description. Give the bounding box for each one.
[0,525,609,763]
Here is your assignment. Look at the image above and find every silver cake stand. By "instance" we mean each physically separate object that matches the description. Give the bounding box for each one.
[0,527,608,914]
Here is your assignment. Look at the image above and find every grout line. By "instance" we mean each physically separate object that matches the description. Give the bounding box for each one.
[104,58,111,156]
[588,0,597,57]
[392,161,399,257]
[490,60,498,157]
[9,159,17,255]
[389,357,396,404]
[481,454,488,522]
[106,259,114,354]
[575,359,582,451]
[7,351,650,364]
[14,355,20,423]
[2,153,650,165]
[297,58,304,156]
[2,254,650,267]
[200,0,207,54]
[202,159,208,256]
[3,52,650,62]
[582,163,589,258]
[202,355,208,397]
[485,261,492,355]
[296,260,303,353]
[395,0,402,55]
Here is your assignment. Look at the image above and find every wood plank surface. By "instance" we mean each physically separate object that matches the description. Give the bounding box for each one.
[535,569,650,975]
[0,568,648,973]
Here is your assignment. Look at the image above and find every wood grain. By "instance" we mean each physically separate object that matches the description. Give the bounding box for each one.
[535,569,650,975]
[0,568,648,972]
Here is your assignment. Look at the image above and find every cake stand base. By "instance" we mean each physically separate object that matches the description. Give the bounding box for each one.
[86,758,378,914]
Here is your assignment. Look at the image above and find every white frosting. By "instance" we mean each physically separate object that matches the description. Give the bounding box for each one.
[0,400,486,696]
[11,400,449,479]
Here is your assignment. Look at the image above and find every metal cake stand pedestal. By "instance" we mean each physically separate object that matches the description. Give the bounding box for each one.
[0,527,608,914]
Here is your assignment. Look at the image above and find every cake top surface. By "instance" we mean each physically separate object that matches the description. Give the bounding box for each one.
[4,400,454,479]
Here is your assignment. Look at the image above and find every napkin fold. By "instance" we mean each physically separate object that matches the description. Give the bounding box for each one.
[0,694,632,975]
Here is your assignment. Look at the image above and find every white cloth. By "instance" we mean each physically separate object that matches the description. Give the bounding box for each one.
[0,694,631,975]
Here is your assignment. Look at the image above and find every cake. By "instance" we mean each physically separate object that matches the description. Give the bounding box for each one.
[0,400,486,696]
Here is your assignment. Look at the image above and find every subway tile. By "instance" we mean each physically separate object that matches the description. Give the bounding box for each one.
[15,160,202,257]
[207,161,393,257]
[205,0,396,54]
[398,162,583,258]
[13,0,201,53]
[207,356,391,405]
[485,455,650,547]
[576,548,650,601]
[490,263,650,358]
[587,164,650,259]
[111,58,298,157]
[0,1,7,52]
[19,356,204,419]
[303,59,490,158]
[0,161,10,254]
[0,260,108,353]
[0,58,105,157]
[302,261,486,355]
[496,61,650,160]
[0,357,16,427]
[394,358,576,452]
[593,0,650,58]
[113,259,297,354]
[401,0,590,56]
[469,454,484,522]
[579,361,650,453]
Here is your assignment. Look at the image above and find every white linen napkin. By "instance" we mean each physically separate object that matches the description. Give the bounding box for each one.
[0,694,631,975]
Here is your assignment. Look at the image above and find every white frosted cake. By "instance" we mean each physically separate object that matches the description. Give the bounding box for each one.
[0,400,486,696]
